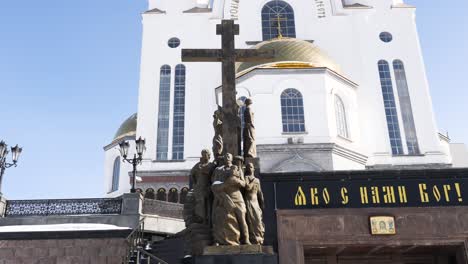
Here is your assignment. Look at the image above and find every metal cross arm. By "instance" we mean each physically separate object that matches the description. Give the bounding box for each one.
[181,20,275,156]
[181,49,274,63]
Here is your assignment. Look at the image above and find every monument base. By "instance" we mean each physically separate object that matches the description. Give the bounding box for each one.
[184,245,277,264]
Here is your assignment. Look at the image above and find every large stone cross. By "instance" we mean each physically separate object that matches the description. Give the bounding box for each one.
[182,20,274,156]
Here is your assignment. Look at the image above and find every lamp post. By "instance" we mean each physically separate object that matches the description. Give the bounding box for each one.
[0,141,23,195]
[119,137,146,193]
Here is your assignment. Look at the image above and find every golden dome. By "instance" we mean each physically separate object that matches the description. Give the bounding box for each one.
[236,38,342,75]
[114,113,137,141]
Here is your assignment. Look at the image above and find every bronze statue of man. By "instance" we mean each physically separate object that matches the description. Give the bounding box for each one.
[243,98,256,158]
[244,162,265,245]
[211,153,250,245]
[190,149,215,224]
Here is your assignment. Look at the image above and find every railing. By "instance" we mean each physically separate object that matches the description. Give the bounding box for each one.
[125,217,168,264]
[5,198,122,217]
[134,249,169,264]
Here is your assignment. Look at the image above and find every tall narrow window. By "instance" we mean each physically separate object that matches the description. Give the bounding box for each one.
[281,88,305,133]
[111,158,120,192]
[262,0,296,40]
[393,60,420,155]
[378,60,404,155]
[335,95,349,138]
[156,65,171,160]
[172,64,186,160]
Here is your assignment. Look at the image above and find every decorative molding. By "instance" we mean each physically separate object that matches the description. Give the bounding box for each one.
[234,67,358,89]
[132,170,190,177]
[343,3,373,9]
[391,3,416,9]
[103,135,136,151]
[183,7,212,13]
[144,8,166,14]
[5,198,123,217]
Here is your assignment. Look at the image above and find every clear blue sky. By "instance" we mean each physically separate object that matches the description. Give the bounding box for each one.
[1,1,467,199]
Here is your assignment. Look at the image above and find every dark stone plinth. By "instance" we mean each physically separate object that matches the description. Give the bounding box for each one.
[183,245,277,264]
[190,253,278,264]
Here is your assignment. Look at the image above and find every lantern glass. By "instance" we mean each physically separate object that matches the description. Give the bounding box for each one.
[119,141,130,158]
[135,137,146,157]
[11,145,22,163]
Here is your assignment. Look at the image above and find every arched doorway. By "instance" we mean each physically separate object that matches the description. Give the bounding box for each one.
[179,187,189,204]
[157,188,167,201]
[168,188,179,203]
[144,188,155,200]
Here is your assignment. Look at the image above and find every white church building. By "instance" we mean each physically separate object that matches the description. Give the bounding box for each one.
[103,0,468,199]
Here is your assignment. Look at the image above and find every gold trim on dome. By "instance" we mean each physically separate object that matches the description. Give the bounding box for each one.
[236,38,342,75]
[268,62,314,69]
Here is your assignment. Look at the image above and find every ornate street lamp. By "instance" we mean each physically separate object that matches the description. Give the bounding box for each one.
[0,141,23,195]
[119,137,146,193]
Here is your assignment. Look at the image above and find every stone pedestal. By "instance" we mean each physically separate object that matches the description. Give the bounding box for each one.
[188,245,278,264]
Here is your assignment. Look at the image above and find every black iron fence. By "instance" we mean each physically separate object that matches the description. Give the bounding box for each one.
[5,198,123,217]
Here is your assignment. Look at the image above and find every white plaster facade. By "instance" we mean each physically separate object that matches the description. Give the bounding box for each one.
[103,0,467,196]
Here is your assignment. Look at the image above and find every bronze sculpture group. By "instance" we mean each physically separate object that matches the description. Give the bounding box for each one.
[184,99,264,255]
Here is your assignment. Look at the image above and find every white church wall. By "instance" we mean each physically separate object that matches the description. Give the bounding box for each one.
[130,0,452,176]
[325,72,361,152]
[343,5,450,166]
[332,153,365,170]
[450,144,468,168]
[137,10,221,168]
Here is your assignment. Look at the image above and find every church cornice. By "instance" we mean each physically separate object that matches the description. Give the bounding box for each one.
[230,67,358,89]
[182,7,212,13]
[143,8,166,15]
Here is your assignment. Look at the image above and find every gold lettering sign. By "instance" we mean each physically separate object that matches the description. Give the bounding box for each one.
[288,182,464,209]
[370,216,396,235]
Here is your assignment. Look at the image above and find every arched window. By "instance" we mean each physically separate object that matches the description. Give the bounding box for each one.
[281,89,305,133]
[378,60,403,155]
[157,188,167,201]
[262,0,296,40]
[144,188,155,200]
[111,158,120,192]
[334,95,349,138]
[157,65,171,160]
[172,65,186,160]
[179,187,189,204]
[393,60,420,155]
[168,188,179,203]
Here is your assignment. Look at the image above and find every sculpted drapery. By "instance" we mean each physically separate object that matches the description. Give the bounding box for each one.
[184,99,265,255]
[243,99,256,158]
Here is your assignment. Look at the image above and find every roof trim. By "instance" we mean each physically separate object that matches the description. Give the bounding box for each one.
[103,135,136,151]
[144,8,166,14]
[343,3,373,9]
[183,7,212,13]
[233,66,358,88]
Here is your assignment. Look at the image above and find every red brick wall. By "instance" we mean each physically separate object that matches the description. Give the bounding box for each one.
[0,238,128,263]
